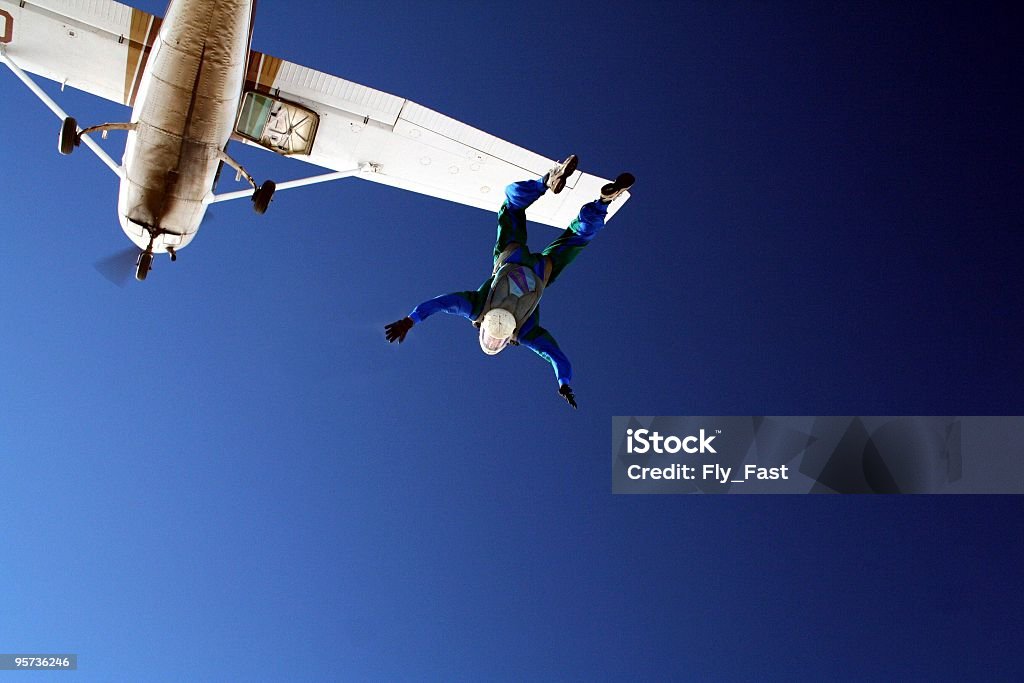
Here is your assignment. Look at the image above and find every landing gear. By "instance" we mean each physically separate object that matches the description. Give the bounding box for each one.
[59,119,136,156]
[58,117,78,155]
[136,249,154,281]
[215,149,275,215]
[252,180,276,215]
[129,231,178,281]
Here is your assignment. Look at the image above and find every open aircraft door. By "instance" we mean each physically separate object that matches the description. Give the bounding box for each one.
[234,91,319,156]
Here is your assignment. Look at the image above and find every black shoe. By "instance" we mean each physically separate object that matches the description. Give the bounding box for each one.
[545,155,579,194]
[600,172,635,203]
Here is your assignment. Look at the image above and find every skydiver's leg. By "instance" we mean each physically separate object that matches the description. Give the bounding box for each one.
[540,199,609,286]
[505,178,548,211]
[494,178,547,260]
[541,173,634,285]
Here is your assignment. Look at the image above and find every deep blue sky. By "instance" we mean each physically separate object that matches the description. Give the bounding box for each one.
[1,0,1022,679]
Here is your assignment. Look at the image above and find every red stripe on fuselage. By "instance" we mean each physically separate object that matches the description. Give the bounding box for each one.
[128,15,163,107]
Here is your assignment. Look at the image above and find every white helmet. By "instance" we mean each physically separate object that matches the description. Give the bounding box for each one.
[478,308,516,355]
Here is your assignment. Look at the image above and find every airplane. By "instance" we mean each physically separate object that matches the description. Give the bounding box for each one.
[0,0,630,281]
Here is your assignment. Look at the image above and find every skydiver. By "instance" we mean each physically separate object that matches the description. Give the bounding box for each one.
[384,156,634,409]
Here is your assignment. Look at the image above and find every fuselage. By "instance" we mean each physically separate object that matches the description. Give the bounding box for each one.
[117,0,254,253]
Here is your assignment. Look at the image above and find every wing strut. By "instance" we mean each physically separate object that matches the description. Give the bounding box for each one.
[0,46,122,177]
[206,164,377,204]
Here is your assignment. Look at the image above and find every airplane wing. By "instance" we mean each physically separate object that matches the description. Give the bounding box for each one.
[0,0,160,107]
[233,50,630,228]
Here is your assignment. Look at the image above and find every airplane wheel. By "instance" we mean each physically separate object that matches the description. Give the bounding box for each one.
[252,180,276,215]
[58,117,78,156]
[136,251,153,281]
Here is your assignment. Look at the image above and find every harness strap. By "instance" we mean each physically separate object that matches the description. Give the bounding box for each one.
[474,245,552,341]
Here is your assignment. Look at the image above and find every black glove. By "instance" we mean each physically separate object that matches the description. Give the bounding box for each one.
[559,384,578,409]
[385,317,414,343]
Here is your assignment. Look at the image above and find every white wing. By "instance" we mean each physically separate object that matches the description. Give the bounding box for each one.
[235,50,630,228]
[0,0,161,107]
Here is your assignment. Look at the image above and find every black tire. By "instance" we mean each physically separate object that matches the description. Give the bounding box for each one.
[135,251,153,281]
[58,117,78,156]
[252,180,276,215]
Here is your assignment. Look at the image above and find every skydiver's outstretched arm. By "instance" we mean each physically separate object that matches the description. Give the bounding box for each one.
[384,290,485,344]
[519,325,577,409]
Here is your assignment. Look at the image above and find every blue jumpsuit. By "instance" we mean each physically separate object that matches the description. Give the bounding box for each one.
[407,178,610,387]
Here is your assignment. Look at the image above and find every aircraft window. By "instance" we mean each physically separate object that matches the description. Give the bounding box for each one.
[234,92,319,156]
[236,92,274,140]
